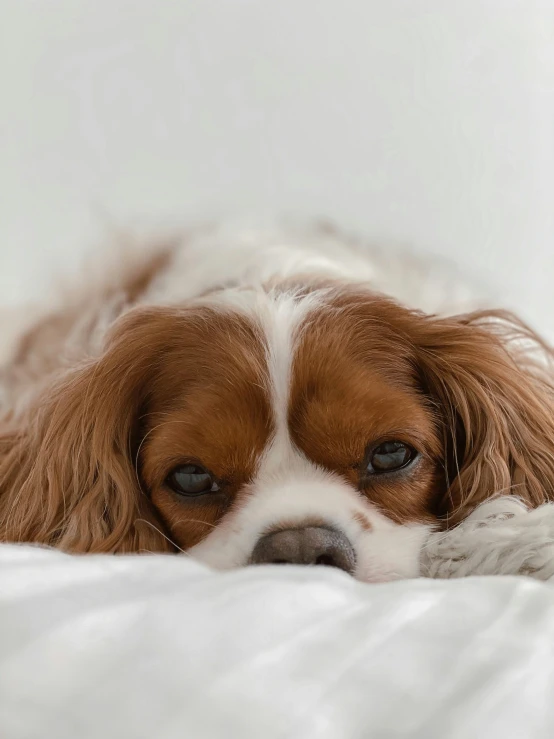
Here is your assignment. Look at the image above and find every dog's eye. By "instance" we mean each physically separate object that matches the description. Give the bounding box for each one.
[366,442,417,474]
[166,464,220,496]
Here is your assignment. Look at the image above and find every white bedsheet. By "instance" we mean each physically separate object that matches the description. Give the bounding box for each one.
[1,545,554,739]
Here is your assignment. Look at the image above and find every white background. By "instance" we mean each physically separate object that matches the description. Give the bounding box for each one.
[1,2,553,333]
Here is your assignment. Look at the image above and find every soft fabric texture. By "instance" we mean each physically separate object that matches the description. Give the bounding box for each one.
[2,496,554,739]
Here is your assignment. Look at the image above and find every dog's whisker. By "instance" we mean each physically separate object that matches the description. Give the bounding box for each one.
[135,518,188,554]
[172,518,218,530]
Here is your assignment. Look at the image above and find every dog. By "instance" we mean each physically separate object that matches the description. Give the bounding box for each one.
[1,224,553,582]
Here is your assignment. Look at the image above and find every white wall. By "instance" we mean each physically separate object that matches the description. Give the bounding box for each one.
[1,1,553,333]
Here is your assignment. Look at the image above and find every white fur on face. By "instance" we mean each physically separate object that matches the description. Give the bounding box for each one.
[189,290,430,582]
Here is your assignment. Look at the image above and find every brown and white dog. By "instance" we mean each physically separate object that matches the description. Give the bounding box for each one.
[1,224,553,582]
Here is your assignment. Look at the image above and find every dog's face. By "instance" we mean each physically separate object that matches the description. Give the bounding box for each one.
[141,290,441,581]
[2,284,554,580]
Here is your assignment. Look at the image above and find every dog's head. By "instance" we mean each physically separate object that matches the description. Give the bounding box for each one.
[2,285,553,581]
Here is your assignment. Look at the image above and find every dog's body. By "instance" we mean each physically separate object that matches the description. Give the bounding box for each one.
[1,224,553,582]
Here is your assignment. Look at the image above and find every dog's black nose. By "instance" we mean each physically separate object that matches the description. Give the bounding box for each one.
[249,526,356,574]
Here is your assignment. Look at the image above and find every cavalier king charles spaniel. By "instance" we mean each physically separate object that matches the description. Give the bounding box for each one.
[1,225,553,582]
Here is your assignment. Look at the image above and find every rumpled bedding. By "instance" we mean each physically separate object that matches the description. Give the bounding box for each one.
[1,543,554,739]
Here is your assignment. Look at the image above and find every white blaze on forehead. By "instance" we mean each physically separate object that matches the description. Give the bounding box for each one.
[256,289,323,473]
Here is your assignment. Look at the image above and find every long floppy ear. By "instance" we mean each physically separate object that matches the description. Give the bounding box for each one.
[0,308,177,553]
[415,310,554,524]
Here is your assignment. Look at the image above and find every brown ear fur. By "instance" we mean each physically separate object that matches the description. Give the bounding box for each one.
[0,308,177,552]
[415,310,554,523]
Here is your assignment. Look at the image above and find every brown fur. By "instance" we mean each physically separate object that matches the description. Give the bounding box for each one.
[1,281,554,554]
[139,309,272,550]
[299,290,554,524]
[0,305,272,552]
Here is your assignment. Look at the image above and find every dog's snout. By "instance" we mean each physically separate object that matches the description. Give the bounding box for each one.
[249,526,356,574]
